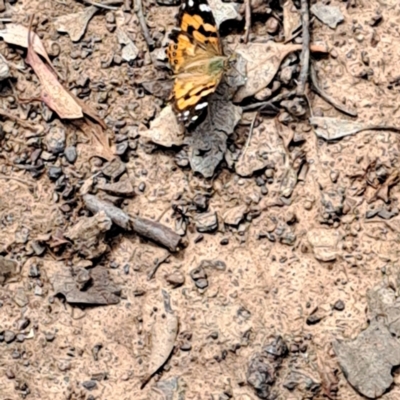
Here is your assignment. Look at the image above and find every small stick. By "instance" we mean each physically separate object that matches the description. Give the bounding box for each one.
[147,253,170,280]
[134,0,155,49]
[310,64,358,117]
[297,0,310,96]
[243,0,251,44]
[240,111,259,160]
[242,90,297,112]
[83,194,181,252]
[81,0,122,9]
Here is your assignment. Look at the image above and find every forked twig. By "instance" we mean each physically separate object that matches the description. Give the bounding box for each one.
[297,0,310,96]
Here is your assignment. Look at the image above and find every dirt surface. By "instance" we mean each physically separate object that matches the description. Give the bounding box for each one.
[2,0,400,399]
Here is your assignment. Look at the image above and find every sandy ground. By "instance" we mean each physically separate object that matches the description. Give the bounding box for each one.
[2,0,400,399]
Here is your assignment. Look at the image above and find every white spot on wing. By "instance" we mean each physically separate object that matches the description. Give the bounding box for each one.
[182,3,186,9]
[188,0,194,7]
[191,115,199,121]
[183,110,190,116]
[195,102,208,110]
[199,3,211,12]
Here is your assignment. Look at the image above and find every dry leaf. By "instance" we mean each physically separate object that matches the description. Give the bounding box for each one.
[283,0,301,40]
[141,290,179,388]
[26,28,83,119]
[208,0,241,27]
[54,6,98,42]
[0,24,57,75]
[234,42,328,102]
[140,105,184,147]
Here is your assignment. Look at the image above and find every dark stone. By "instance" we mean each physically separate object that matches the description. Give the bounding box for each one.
[16,317,30,331]
[333,300,345,311]
[190,267,207,281]
[195,278,208,290]
[64,146,77,164]
[180,342,192,351]
[115,141,129,156]
[264,336,288,358]
[247,354,275,399]
[193,194,208,212]
[48,166,63,180]
[4,330,16,343]
[82,380,97,390]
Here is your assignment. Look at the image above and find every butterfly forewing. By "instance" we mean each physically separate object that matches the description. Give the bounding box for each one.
[167,0,225,126]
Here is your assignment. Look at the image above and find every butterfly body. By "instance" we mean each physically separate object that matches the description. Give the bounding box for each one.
[167,0,226,126]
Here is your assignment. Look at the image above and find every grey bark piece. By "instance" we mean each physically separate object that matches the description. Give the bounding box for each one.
[334,319,400,398]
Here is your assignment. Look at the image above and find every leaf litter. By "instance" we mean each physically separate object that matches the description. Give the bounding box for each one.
[54,6,98,42]
[141,290,179,388]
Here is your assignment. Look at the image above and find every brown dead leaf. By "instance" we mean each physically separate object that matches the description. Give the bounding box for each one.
[26,23,83,119]
[0,23,59,77]
[234,42,328,102]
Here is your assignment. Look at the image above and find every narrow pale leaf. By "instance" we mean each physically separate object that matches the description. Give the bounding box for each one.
[26,30,83,119]
[0,24,56,73]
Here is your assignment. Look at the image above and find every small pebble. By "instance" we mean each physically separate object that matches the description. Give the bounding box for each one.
[180,342,192,351]
[4,330,16,343]
[48,166,63,180]
[166,271,185,288]
[333,300,345,311]
[64,146,77,164]
[82,380,97,390]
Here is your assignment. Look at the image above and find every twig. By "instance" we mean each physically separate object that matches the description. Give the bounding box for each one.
[243,0,251,44]
[83,194,181,252]
[134,0,155,49]
[242,90,296,112]
[240,111,259,160]
[81,0,122,9]
[147,253,171,280]
[297,0,310,96]
[310,64,358,117]
[0,109,43,132]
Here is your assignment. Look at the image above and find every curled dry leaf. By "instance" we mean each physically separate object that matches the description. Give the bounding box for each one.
[140,105,185,147]
[0,24,57,75]
[208,0,241,27]
[234,42,328,102]
[54,6,98,42]
[141,290,179,388]
[186,94,242,178]
[184,56,245,178]
[26,27,83,119]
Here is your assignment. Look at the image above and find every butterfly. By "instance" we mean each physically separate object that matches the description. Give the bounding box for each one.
[167,0,228,126]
